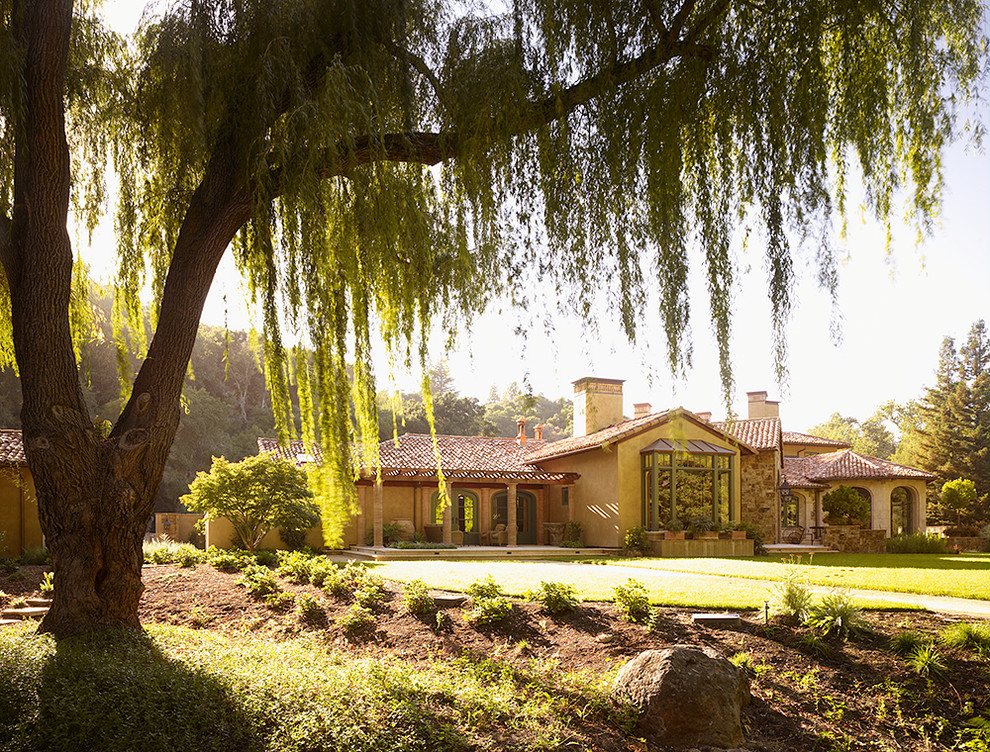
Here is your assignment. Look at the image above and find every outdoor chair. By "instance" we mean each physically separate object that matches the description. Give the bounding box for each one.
[782,526,805,544]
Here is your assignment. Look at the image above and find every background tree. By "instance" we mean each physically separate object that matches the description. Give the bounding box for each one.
[822,485,871,527]
[939,478,979,527]
[809,408,897,459]
[182,454,317,551]
[0,0,984,636]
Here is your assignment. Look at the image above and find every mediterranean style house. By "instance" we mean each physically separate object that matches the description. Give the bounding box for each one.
[0,429,43,557]
[257,378,935,550]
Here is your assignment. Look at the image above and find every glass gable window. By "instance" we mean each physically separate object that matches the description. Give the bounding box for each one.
[640,438,735,529]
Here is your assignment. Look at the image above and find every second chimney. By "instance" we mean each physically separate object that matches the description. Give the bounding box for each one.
[516,417,527,444]
[534,424,544,442]
[634,402,652,418]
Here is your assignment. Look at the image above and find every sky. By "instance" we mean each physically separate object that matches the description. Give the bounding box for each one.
[87,0,990,435]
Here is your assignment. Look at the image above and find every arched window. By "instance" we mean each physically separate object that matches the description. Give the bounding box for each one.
[640,439,735,530]
[491,490,538,545]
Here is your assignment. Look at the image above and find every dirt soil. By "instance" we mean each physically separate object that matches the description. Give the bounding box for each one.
[3,563,989,752]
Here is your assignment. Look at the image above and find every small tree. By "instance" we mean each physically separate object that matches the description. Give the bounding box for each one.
[183,455,318,551]
[941,479,978,526]
[822,486,871,527]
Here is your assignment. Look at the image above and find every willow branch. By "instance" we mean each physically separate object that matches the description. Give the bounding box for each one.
[382,39,448,109]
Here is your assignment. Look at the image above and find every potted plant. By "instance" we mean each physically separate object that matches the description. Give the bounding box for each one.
[663,518,685,540]
[688,515,718,539]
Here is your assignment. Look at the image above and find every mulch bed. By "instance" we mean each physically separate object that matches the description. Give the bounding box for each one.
[2,563,988,752]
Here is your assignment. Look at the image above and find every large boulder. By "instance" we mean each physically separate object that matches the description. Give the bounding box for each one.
[612,644,751,749]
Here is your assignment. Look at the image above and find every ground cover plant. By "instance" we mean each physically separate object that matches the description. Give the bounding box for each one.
[1,563,987,752]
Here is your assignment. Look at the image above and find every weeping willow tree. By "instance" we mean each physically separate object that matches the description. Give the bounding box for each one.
[0,0,984,636]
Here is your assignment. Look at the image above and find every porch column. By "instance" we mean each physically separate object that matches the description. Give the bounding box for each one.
[442,480,452,544]
[566,484,575,523]
[507,482,518,547]
[536,487,546,544]
[420,485,431,528]
[356,484,368,546]
[373,480,384,548]
[480,488,491,538]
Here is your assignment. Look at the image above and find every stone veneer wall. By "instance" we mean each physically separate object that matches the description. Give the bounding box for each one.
[823,525,886,553]
[945,536,988,552]
[739,451,778,544]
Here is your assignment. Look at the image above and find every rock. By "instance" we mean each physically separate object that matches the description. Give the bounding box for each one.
[612,644,750,749]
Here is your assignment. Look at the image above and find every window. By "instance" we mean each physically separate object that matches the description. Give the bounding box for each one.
[640,438,735,530]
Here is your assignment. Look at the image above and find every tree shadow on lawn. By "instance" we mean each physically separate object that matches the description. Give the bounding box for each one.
[0,628,259,752]
[794,554,990,572]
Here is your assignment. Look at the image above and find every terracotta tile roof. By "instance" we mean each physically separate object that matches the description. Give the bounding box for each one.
[786,450,936,483]
[711,417,781,453]
[526,409,676,461]
[782,431,851,449]
[0,430,26,464]
[781,457,831,490]
[258,435,579,483]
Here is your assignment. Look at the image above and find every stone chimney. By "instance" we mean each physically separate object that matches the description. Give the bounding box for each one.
[747,391,780,419]
[634,402,652,418]
[516,417,527,444]
[572,377,625,437]
[696,411,712,422]
[534,424,544,442]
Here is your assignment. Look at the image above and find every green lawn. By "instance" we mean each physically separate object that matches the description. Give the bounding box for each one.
[586,553,990,601]
[372,559,909,610]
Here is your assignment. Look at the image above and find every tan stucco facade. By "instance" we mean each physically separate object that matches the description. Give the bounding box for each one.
[0,466,42,557]
[539,412,745,548]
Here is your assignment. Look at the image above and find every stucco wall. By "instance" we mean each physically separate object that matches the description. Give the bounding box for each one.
[821,479,928,537]
[206,516,326,550]
[740,451,779,543]
[155,513,203,544]
[540,414,744,548]
[0,467,42,557]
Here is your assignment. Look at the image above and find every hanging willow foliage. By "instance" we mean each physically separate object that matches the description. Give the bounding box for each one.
[0,0,985,544]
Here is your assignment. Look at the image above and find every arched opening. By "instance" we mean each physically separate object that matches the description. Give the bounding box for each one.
[491,490,538,545]
[890,486,915,535]
[851,487,873,528]
[431,489,481,544]
[781,491,801,528]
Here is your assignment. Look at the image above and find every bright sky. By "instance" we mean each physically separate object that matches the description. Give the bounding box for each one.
[88,1,990,434]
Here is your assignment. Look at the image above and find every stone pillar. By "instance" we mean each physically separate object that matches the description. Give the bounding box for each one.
[357,485,368,546]
[507,482,518,547]
[442,480,452,544]
[373,481,384,548]
[480,487,491,538]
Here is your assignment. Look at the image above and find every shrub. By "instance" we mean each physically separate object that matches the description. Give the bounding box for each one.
[687,515,715,534]
[940,622,990,656]
[564,521,582,544]
[39,572,54,597]
[336,604,375,632]
[464,595,512,625]
[278,525,309,551]
[175,545,206,568]
[19,546,50,566]
[307,558,334,588]
[253,549,279,568]
[889,630,927,657]
[466,576,505,601]
[906,643,947,678]
[822,486,870,527]
[526,581,580,613]
[391,541,457,549]
[886,533,950,554]
[613,578,651,622]
[403,579,435,615]
[797,631,832,658]
[353,580,388,610]
[206,547,249,573]
[944,525,979,537]
[238,564,281,599]
[804,591,869,640]
[732,521,767,555]
[623,526,650,556]
[276,550,314,584]
[0,558,17,574]
[265,591,296,612]
[324,562,381,601]
[770,577,813,621]
[296,593,326,626]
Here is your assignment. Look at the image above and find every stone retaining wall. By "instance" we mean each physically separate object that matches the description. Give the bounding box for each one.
[644,532,754,558]
[823,525,886,553]
[945,536,988,552]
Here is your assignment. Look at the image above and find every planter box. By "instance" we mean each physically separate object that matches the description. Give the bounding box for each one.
[664,531,685,540]
[694,531,719,540]
[719,530,747,540]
